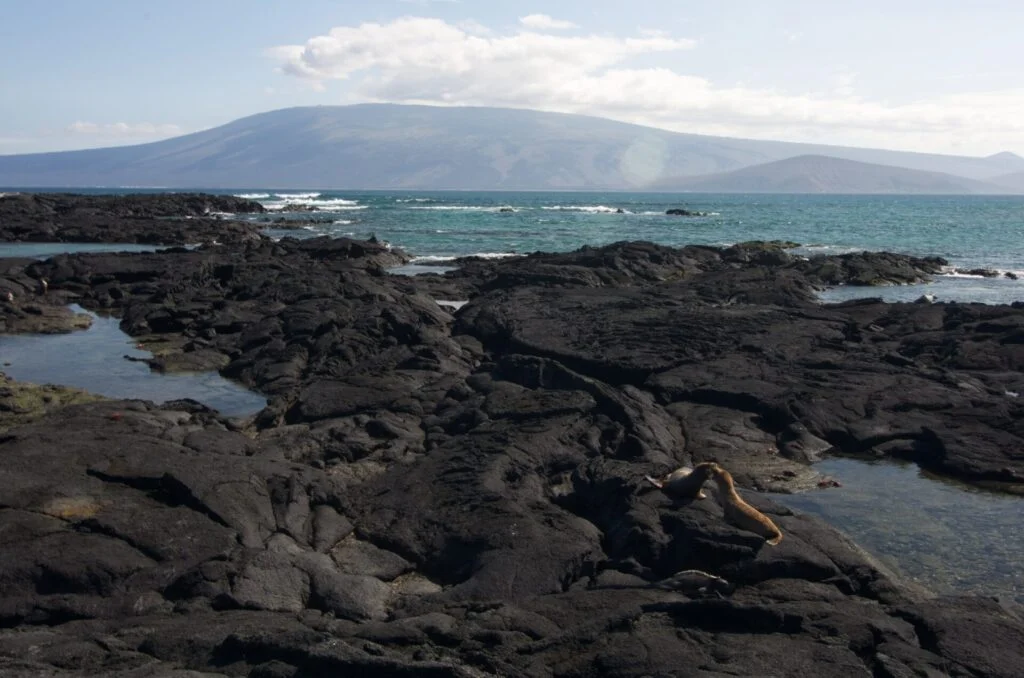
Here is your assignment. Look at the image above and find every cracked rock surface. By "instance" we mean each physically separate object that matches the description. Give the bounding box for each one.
[1,234,1023,677]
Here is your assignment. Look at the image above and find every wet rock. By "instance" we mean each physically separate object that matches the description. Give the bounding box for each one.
[955,267,1000,278]
[797,251,947,286]
[665,207,708,216]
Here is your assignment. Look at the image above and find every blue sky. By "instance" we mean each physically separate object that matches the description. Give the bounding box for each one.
[2,0,1022,156]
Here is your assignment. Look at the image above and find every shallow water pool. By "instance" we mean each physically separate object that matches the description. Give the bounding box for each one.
[0,305,267,418]
[818,274,1024,306]
[773,457,1024,603]
[387,263,459,276]
[0,242,164,259]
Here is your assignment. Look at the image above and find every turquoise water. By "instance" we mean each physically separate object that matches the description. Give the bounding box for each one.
[248,191,1024,305]
[6,189,1022,266]
[239,192,1024,270]
[0,305,267,418]
[11,188,1019,302]
[774,458,1024,603]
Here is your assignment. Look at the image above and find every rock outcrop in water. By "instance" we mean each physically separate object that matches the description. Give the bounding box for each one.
[2,230,1024,677]
[665,207,708,216]
[0,192,266,245]
[0,256,93,334]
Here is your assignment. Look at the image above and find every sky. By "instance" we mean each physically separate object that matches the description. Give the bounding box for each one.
[2,0,1023,157]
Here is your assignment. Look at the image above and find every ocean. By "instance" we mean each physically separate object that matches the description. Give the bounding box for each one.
[3,189,1024,304]
[249,190,1024,305]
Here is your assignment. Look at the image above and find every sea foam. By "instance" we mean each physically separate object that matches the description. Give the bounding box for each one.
[541,205,628,214]
[274,192,321,199]
[410,252,520,264]
[263,198,366,212]
[408,205,516,212]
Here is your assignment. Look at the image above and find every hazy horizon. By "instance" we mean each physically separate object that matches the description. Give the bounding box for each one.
[2,1,1023,158]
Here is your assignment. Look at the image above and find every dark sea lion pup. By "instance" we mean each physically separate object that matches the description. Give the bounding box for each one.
[644,461,718,499]
[709,464,783,545]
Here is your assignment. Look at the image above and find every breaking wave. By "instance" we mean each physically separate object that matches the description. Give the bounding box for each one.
[408,205,517,212]
[410,252,521,264]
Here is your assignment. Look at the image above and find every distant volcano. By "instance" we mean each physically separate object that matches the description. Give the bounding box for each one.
[0,104,1021,191]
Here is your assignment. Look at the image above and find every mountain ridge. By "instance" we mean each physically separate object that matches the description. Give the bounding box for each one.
[0,104,1021,191]
[654,154,1015,195]
[989,170,1024,193]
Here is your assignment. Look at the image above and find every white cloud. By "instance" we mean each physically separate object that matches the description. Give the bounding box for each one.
[456,19,492,36]
[273,17,692,83]
[519,14,578,31]
[271,17,1024,154]
[67,121,183,137]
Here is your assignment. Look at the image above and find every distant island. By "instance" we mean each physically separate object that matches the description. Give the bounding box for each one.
[651,154,1009,194]
[0,104,1022,193]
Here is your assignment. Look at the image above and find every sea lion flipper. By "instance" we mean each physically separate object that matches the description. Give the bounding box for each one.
[766,533,782,546]
[644,475,664,489]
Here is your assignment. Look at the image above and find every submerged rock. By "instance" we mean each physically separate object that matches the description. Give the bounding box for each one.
[955,267,1001,278]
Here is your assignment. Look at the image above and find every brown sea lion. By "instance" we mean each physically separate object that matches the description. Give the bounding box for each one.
[644,461,718,499]
[709,464,783,545]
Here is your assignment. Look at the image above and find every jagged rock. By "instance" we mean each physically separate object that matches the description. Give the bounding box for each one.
[665,207,707,216]
[1,231,1023,676]
[0,192,266,245]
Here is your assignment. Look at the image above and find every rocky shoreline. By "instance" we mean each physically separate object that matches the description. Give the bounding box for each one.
[0,192,266,245]
[1,196,1023,677]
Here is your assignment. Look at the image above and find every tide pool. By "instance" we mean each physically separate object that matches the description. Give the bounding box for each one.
[0,305,266,418]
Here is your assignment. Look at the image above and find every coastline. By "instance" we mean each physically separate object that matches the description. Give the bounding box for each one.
[1,192,1023,677]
